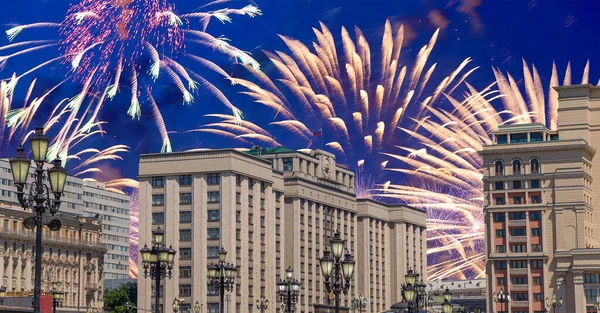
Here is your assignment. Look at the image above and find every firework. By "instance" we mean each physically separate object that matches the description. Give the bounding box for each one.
[1,0,262,152]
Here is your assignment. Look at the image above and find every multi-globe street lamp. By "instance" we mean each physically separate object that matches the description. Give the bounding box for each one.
[256,297,269,313]
[402,269,429,313]
[51,281,64,313]
[545,292,563,313]
[319,232,356,313]
[10,127,68,313]
[207,248,237,313]
[140,227,177,313]
[493,288,510,313]
[277,267,301,313]
[351,294,368,313]
[440,289,453,313]
[194,301,202,313]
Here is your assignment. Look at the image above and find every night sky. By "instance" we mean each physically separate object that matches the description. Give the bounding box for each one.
[0,0,598,182]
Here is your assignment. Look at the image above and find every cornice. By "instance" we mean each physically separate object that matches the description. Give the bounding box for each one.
[140,149,273,166]
[479,140,595,156]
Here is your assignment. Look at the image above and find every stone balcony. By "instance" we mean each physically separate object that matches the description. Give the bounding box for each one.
[509,235,528,243]
[511,301,530,308]
[508,220,527,227]
[509,268,528,275]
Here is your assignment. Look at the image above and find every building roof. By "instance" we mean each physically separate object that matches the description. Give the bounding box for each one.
[245,146,297,155]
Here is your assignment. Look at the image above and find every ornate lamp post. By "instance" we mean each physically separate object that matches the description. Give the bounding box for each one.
[319,232,356,313]
[474,304,481,313]
[441,290,453,313]
[277,267,301,313]
[10,127,67,313]
[351,294,368,313]
[194,301,202,313]
[545,293,563,313]
[51,282,64,313]
[0,286,6,305]
[493,288,510,313]
[173,298,183,313]
[402,269,428,313]
[256,297,269,313]
[140,227,177,313]
[207,248,237,313]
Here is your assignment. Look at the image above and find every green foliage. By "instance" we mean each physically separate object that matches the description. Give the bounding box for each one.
[104,282,137,313]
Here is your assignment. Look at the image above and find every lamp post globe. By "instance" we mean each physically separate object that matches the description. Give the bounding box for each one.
[140,226,177,313]
[319,231,355,313]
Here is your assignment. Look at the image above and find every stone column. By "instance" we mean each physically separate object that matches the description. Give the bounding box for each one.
[572,270,586,313]
[192,174,208,312]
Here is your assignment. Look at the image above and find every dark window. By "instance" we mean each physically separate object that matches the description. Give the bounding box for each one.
[180,211,192,223]
[180,193,192,205]
[494,213,505,222]
[533,276,544,285]
[179,284,191,296]
[152,176,165,188]
[496,245,506,253]
[495,261,507,270]
[513,180,522,189]
[530,133,543,142]
[510,244,527,253]
[496,277,507,286]
[511,292,528,301]
[495,161,504,176]
[550,134,559,141]
[152,194,164,205]
[152,212,164,224]
[495,181,504,190]
[509,212,526,220]
[510,228,526,236]
[585,274,597,283]
[511,276,528,285]
[531,179,540,188]
[180,266,192,278]
[179,175,192,186]
[260,181,266,192]
[512,160,521,174]
[283,158,293,171]
[180,230,192,242]
[531,244,543,252]
[531,195,541,204]
[207,173,220,185]
[495,197,505,205]
[530,211,542,221]
[531,227,542,236]
[510,260,527,268]
[495,229,506,238]
[511,133,528,143]
[531,260,543,269]
[208,228,220,240]
[207,191,220,203]
[586,289,598,304]
[208,210,220,222]
[236,174,241,186]
[236,192,241,204]
[248,195,254,206]
[531,159,540,173]
[207,246,219,258]
[179,248,192,260]
[513,196,523,204]
[497,134,508,144]
[248,178,254,188]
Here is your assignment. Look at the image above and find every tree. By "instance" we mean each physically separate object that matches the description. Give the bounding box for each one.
[105,282,137,313]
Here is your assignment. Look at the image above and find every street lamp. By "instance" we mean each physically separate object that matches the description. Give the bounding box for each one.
[594,300,600,313]
[10,127,67,313]
[51,282,64,313]
[319,232,355,313]
[141,227,177,313]
[207,247,237,313]
[545,293,563,313]
[493,288,510,313]
[474,304,481,313]
[442,300,453,313]
[194,301,202,313]
[351,294,368,313]
[277,267,301,313]
[173,298,183,313]
[0,286,6,305]
[256,297,269,313]
[402,270,428,313]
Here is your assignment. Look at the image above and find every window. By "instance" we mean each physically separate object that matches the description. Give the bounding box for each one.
[180,229,192,241]
[207,173,220,185]
[511,133,528,143]
[495,261,507,270]
[208,210,220,222]
[496,245,506,253]
[152,176,165,188]
[207,246,219,258]
[260,181,266,192]
[530,158,540,173]
[152,212,164,223]
[495,229,506,238]
[510,260,527,269]
[531,227,542,236]
[513,196,523,204]
[510,228,526,236]
[496,277,507,286]
[207,191,220,203]
[531,179,540,188]
[236,192,241,204]
[512,276,528,285]
[179,284,191,296]
[179,175,192,186]
[152,194,164,205]
[248,195,254,206]
[497,134,508,144]
[180,266,192,278]
[530,211,542,221]
[180,248,192,260]
[495,181,504,190]
[586,289,598,304]
[513,180,522,189]
[531,195,541,204]
[530,133,543,142]
[208,228,220,240]
[531,260,543,269]
[180,193,192,205]
[509,212,526,220]
[533,293,544,302]
[495,161,504,176]
[283,158,293,171]
[585,273,597,283]
[550,134,559,141]
[513,160,521,174]
[510,244,527,253]
[180,211,192,223]
[207,304,219,313]
[494,213,505,222]
[495,197,505,205]
[532,276,544,285]
[531,244,543,252]
[248,178,254,188]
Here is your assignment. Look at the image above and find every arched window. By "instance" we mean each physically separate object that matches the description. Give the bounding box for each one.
[494,161,504,176]
[513,160,521,175]
[531,159,540,174]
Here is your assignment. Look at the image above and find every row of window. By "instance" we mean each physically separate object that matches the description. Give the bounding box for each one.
[179,228,220,241]
[495,260,544,270]
[495,179,541,190]
[494,211,542,221]
[495,227,543,238]
[497,275,543,286]
[494,159,540,175]
[152,210,220,224]
[497,244,543,253]
[494,195,541,205]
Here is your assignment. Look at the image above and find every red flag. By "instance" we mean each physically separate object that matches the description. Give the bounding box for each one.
[313,129,322,137]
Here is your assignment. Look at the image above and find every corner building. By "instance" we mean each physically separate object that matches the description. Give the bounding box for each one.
[481,85,600,313]
[138,148,427,313]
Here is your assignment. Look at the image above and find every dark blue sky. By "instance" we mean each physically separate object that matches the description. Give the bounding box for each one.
[1,0,598,181]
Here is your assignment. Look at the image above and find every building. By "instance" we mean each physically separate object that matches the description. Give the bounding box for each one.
[0,159,130,285]
[481,85,600,313]
[137,147,427,313]
[0,201,106,311]
[427,278,486,313]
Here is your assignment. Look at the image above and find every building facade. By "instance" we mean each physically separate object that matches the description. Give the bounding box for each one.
[138,147,427,313]
[0,159,130,283]
[427,278,486,313]
[481,85,600,313]
[0,202,106,311]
